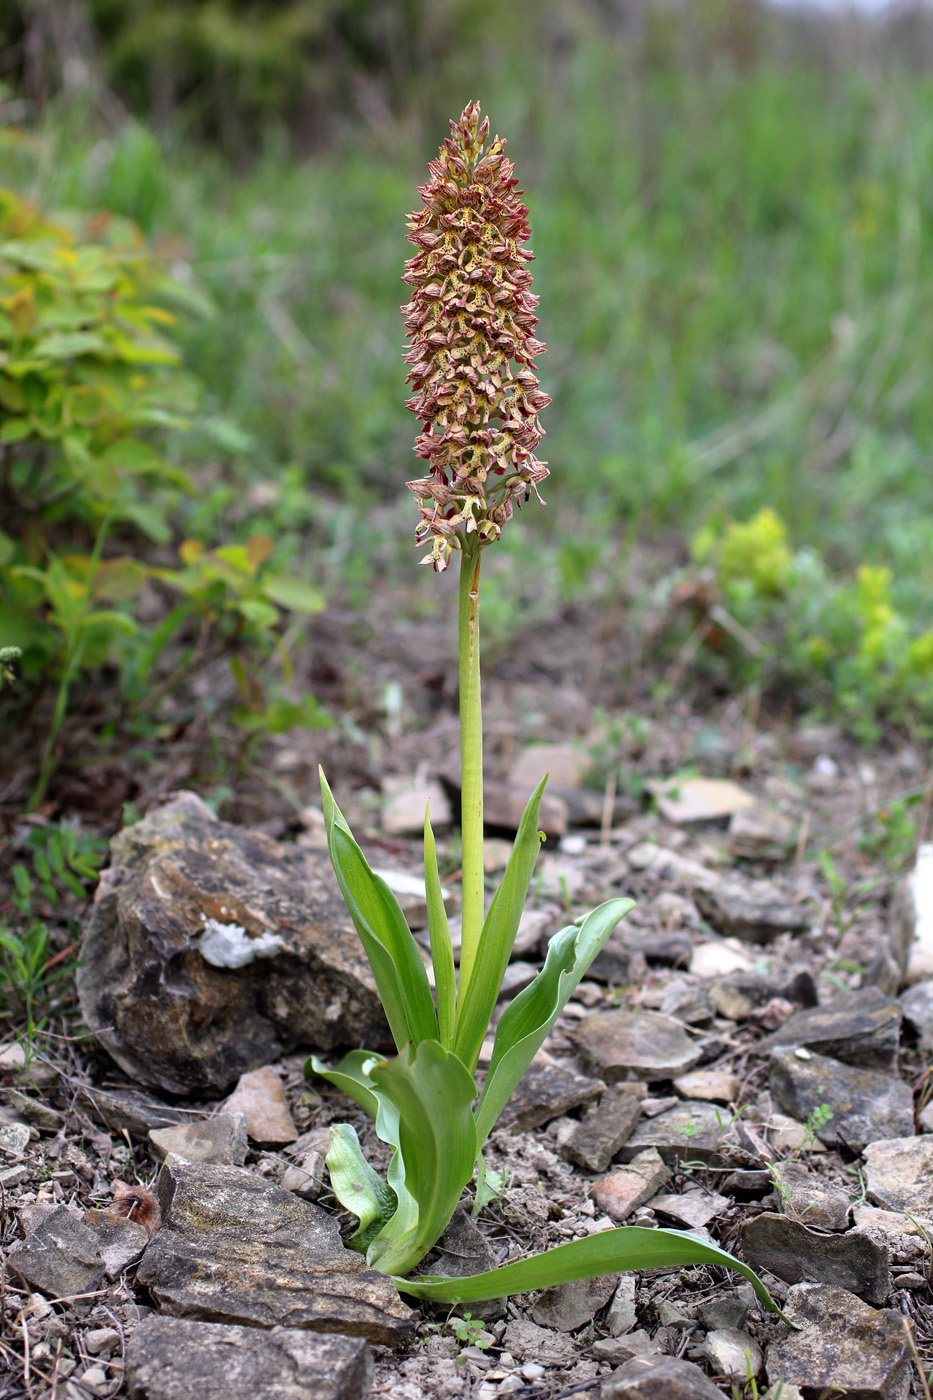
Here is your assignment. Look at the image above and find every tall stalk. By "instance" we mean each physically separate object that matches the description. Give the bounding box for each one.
[456,539,483,1004]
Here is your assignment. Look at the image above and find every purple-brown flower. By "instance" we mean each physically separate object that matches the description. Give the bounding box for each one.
[403,102,550,571]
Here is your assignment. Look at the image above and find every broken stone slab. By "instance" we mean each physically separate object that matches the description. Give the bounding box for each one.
[281,1150,326,1201]
[76,1086,192,1139]
[694,877,809,944]
[135,1161,414,1346]
[673,1068,741,1103]
[508,743,591,791]
[529,1272,619,1332]
[765,1283,911,1400]
[758,986,902,1071]
[704,1327,763,1382]
[557,1086,642,1172]
[773,1162,851,1230]
[895,842,933,984]
[605,1275,638,1335]
[648,776,757,825]
[149,1116,249,1166]
[0,1121,33,1154]
[590,1148,670,1222]
[602,1354,724,1400]
[741,1212,890,1305]
[863,1136,933,1216]
[222,1066,298,1145]
[649,1189,730,1232]
[767,1049,914,1152]
[77,792,390,1096]
[589,1330,658,1365]
[898,980,933,1049]
[497,1059,604,1132]
[6,1087,64,1131]
[501,1317,577,1366]
[6,1205,106,1303]
[380,776,451,836]
[570,1010,701,1084]
[126,1315,373,1400]
[482,780,567,839]
[82,1211,149,1278]
[616,1101,730,1166]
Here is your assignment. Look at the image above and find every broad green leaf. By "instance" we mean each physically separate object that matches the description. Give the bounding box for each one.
[392,1225,783,1317]
[326,1123,396,1249]
[473,898,634,1147]
[261,574,326,614]
[366,1039,477,1276]
[320,769,438,1052]
[305,1048,382,1120]
[454,777,547,1072]
[33,331,107,359]
[424,808,455,1049]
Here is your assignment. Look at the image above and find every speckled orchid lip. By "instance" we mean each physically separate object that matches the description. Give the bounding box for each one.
[402,101,550,573]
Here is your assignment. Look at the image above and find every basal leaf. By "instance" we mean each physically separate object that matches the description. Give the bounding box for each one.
[424,807,455,1049]
[320,768,438,1052]
[473,898,634,1147]
[305,1048,382,1120]
[453,776,547,1072]
[392,1225,783,1318]
[326,1123,396,1250]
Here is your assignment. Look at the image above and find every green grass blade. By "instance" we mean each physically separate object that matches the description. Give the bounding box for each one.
[453,776,547,1072]
[320,768,438,1051]
[473,897,634,1147]
[392,1225,782,1316]
[424,806,456,1050]
[365,1039,477,1276]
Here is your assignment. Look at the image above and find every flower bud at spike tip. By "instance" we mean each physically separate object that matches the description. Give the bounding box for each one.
[403,101,551,572]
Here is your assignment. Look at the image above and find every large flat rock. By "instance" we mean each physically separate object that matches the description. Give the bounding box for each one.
[767,1050,913,1152]
[126,1316,373,1400]
[77,792,390,1094]
[135,1162,415,1346]
[758,986,902,1071]
[765,1284,910,1400]
[570,1010,701,1084]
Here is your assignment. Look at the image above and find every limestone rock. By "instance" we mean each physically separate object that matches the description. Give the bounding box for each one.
[77,792,390,1095]
[380,776,450,836]
[705,1327,763,1381]
[863,1136,933,1216]
[649,776,756,825]
[482,780,567,838]
[898,980,933,1049]
[602,1354,724,1400]
[135,1161,414,1346]
[6,1206,105,1302]
[694,877,808,944]
[617,1101,731,1165]
[765,1284,911,1400]
[82,1211,149,1278]
[758,986,901,1071]
[768,1049,913,1151]
[529,1272,618,1331]
[773,1162,851,1230]
[650,1189,730,1231]
[222,1066,298,1144]
[126,1315,373,1400]
[497,1059,604,1132]
[673,1069,741,1103]
[591,1148,670,1222]
[508,743,590,790]
[571,1010,701,1084]
[149,1116,248,1165]
[76,1086,191,1138]
[558,1086,642,1172]
[741,1212,890,1304]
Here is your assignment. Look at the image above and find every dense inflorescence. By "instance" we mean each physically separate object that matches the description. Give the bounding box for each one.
[402,101,550,571]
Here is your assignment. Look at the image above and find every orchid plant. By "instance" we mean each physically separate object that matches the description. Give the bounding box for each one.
[307,103,780,1315]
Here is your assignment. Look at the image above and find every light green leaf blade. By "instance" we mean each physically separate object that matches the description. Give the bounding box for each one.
[320,768,438,1051]
[424,807,456,1049]
[305,1049,381,1120]
[474,898,634,1147]
[325,1123,396,1250]
[453,777,547,1072]
[365,1039,477,1276]
[392,1225,782,1317]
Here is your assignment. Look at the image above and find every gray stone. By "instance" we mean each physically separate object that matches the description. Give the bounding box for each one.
[694,877,808,944]
[509,743,590,790]
[709,970,773,1020]
[135,1161,414,1346]
[281,1151,326,1201]
[126,1315,373,1400]
[758,986,902,1071]
[741,1212,890,1305]
[77,792,390,1096]
[82,1211,149,1278]
[482,781,568,839]
[530,1272,618,1331]
[222,1066,298,1145]
[697,1288,753,1331]
[898,980,933,1049]
[605,1275,638,1335]
[863,1136,933,1216]
[0,1122,32,1154]
[497,1059,604,1132]
[768,1049,913,1152]
[149,1116,248,1165]
[571,1010,701,1084]
[705,1327,763,1381]
[773,1162,851,1230]
[591,1148,670,1222]
[673,1068,741,1103]
[381,777,451,836]
[5,1088,64,1131]
[501,1317,577,1366]
[617,1101,731,1165]
[765,1283,911,1400]
[6,1206,105,1302]
[558,1086,642,1172]
[589,1330,659,1365]
[650,1189,730,1231]
[76,1086,191,1138]
[602,1354,724,1400]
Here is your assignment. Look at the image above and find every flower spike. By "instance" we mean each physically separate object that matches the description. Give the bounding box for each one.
[402,101,550,571]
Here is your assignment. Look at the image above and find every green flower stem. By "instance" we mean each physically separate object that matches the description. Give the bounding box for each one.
[457,538,484,1006]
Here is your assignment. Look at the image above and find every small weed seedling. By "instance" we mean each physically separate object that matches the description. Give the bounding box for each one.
[306,103,785,1315]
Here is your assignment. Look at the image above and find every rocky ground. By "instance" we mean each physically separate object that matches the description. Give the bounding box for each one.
[2,598,933,1400]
